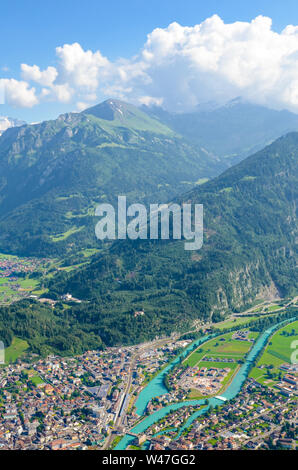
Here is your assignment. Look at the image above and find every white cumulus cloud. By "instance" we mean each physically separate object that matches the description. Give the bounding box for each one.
[55,42,110,91]
[5,15,298,112]
[50,83,74,103]
[0,79,38,107]
[129,15,298,111]
[21,64,58,87]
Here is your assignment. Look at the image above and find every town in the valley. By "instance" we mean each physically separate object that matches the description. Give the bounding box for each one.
[0,282,297,451]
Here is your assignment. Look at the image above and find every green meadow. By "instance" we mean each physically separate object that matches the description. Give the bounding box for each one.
[50,226,84,242]
[3,337,29,365]
[30,375,45,386]
[249,320,298,385]
[184,330,256,368]
[215,316,259,330]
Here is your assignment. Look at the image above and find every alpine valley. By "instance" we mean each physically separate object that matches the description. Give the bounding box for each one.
[0,100,224,257]
[1,98,298,258]
[46,132,298,348]
[0,100,297,354]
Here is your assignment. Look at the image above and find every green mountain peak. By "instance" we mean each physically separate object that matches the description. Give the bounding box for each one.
[0,99,223,257]
[82,99,175,135]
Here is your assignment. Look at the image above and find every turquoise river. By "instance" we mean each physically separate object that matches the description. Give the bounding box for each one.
[115,317,297,450]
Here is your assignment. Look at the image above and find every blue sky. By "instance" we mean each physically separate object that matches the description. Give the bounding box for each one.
[1,0,298,122]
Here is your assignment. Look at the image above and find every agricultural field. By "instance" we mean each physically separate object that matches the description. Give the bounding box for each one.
[215,316,259,330]
[2,337,29,365]
[0,252,55,304]
[249,320,298,386]
[184,330,257,368]
[264,304,283,312]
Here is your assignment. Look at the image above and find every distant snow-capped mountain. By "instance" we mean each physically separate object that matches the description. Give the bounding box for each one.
[0,116,26,135]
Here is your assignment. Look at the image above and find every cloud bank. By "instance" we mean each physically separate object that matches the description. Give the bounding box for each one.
[2,15,298,112]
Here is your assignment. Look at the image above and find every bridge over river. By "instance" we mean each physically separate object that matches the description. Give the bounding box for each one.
[115,316,297,450]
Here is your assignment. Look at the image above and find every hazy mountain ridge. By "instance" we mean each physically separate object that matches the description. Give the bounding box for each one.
[143,100,298,163]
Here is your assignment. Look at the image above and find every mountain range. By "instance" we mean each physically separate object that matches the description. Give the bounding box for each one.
[143,98,298,164]
[1,98,298,258]
[47,132,298,346]
[0,99,297,351]
[0,100,222,257]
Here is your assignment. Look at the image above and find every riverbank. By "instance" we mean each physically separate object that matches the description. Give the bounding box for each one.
[115,315,297,450]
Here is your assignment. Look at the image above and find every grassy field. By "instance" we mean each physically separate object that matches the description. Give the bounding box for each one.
[30,375,45,386]
[258,320,297,367]
[0,284,16,296]
[215,316,259,330]
[17,278,40,291]
[266,305,282,311]
[184,331,255,368]
[249,320,298,385]
[50,226,84,242]
[3,337,29,365]
[0,253,17,260]
[197,360,239,370]
[80,248,100,258]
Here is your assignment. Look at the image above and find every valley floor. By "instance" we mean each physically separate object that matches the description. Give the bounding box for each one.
[0,300,297,451]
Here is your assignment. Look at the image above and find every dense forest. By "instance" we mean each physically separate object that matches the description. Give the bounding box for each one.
[46,133,298,343]
[0,299,296,358]
[0,299,102,356]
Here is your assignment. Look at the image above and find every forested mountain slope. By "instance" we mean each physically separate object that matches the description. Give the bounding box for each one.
[0,99,222,256]
[48,133,298,345]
